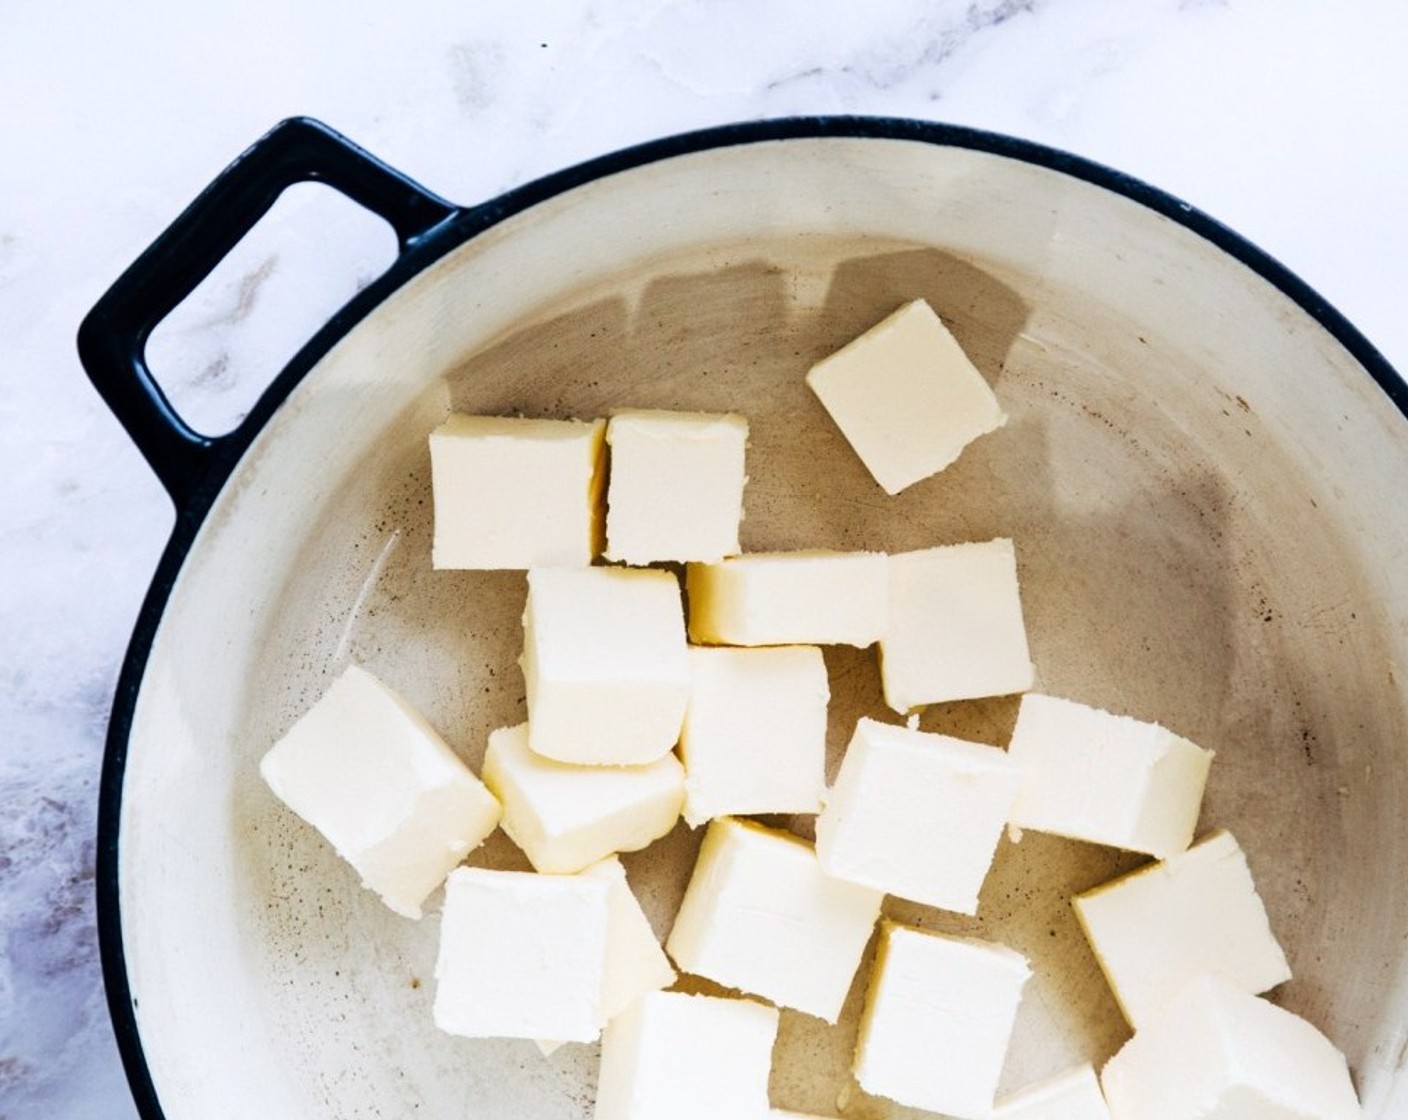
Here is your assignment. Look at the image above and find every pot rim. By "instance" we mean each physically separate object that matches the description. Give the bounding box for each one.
[86,114,1408,1120]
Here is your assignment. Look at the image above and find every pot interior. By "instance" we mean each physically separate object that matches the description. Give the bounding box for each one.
[118,134,1408,1118]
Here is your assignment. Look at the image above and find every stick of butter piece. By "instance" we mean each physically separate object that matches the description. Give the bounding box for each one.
[666,817,883,1024]
[1073,830,1292,1030]
[596,991,778,1120]
[604,409,748,564]
[433,867,609,1042]
[816,717,1021,915]
[258,663,501,920]
[482,723,683,874]
[991,1064,1111,1119]
[535,855,676,1056]
[879,538,1034,713]
[520,566,690,765]
[679,645,829,827]
[1007,693,1214,859]
[685,550,887,648]
[429,414,604,569]
[1099,974,1361,1119]
[806,299,1006,495]
[855,922,1030,1119]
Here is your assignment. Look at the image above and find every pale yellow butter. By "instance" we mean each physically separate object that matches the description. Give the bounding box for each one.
[855,922,1030,1119]
[259,664,500,920]
[520,566,690,765]
[666,817,883,1024]
[482,723,683,874]
[806,299,1006,495]
[604,409,748,564]
[429,414,604,569]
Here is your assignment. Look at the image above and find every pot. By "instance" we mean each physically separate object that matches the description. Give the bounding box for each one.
[80,117,1408,1119]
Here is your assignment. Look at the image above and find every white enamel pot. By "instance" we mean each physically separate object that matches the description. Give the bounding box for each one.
[80,117,1408,1119]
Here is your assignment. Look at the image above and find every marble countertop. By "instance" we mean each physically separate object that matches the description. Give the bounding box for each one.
[3,2,1406,1116]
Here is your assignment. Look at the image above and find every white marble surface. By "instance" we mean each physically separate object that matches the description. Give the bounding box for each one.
[2,1,1406,1116]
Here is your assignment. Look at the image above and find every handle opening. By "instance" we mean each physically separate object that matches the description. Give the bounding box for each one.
[144,181,400,438]
[77,117,458,509]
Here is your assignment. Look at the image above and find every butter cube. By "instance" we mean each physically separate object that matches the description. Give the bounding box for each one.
[1073,830,1292,1030]
[1100,974,1361,1119]
[679,645,829,826]
[429,414,604,569]
[604,409,748,564]
[666,818,883,1023]
[596,991,779,1120]
[815,718,1021,914]
[535,856,677,1056]
[433,867,609,1042]
[259,664,501,920]
[483,723,683,873]
[806,299,1006,495]
[879,539,1034,713]
[855,923,1030,1119]
[992,1064,1110,1119]
[686,550,888,648]
[521,566,690,765]
[1008,694,1214,859]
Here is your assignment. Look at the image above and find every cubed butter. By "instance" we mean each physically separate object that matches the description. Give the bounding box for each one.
[604,409,748,564]
[595,991,779,1120]
[815,717,1021,915]
[1074,829,1292,1030]
[992,1064,1111,1119]
[483,723,683,873]
[679,645,829,826]
[666,817,883,1023]
[855,922,1030,1119]
[686,550,887,648]
[1100,974,1361,1119]
[429,414,604,569]
[521,566,690,765]
[1007,694,1214,859]
[259,664,501,920]
[806,299,1006,495]
[879,539,1034,713]
[536,856,677,1056]
[433,867,609,1042]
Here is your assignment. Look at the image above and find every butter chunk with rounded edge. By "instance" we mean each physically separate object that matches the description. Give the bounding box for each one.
[991,1064,1110,1119]
[1100,974,1360,1120]
[666,817,883,1023]
[433,867,609,1042]
[259,663,501,920]
[686,550,887,648]
[1007,693,1214,859]
[521,566,690,765]
[483,723,683,874]
[879,538,1033,713]
[679,645,829,826]
[535,856,676,1057]
[855,922,1030,1119]
[816,717,1021,915]
[604,409,748,564]
[806,299,1006,495]
[1073,830,1291,1030]
[596,991,778,1120]
[430,414,604,569]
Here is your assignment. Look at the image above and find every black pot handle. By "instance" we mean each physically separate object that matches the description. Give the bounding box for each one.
[77,116,457,509]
